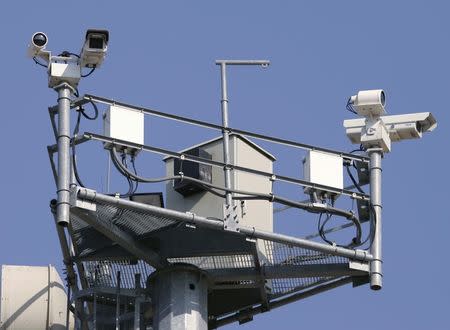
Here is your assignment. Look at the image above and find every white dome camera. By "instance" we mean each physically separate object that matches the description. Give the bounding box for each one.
[27,32,48,59]
[349,89,386,117]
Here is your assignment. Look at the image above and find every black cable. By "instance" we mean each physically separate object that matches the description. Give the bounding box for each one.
[131,155,139,194]
[346,97,357,114]
[121,153,133,196]
[110,146,362,230]
[345,163,365,194]
[32,56,47,68]
[71,100,99,188]
[318,212,362,248]
[109,149,137,198]
[58,51,80,58]
[72,111,85,187]
[81,67,96,78]
[78,101,99,120]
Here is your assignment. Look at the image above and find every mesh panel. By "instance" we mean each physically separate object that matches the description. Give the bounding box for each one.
[69,194,362,318]
[70,201,177,258]
[95,201,177,236]
[168,254,254,270]
[263,240,349,296]
[83,260,154,289]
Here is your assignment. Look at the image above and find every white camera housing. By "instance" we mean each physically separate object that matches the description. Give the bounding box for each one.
[344,112,437,152]
[349,89,386,117]
[27,32,50,62]
[80,29,109,68]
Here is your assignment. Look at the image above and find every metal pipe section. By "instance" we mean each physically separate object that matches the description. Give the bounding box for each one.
[134,274,141,330]
[209,263,367,282]
[50,201,79,294]
[115,271,121,330]
[150,265,208,330]
[84,132,369,200]
[369,149,383,290]
[56,84,72,227]
[215,60,270,66]
[219,62,233,207]
[76,189,373,262]
[82,94,369,163]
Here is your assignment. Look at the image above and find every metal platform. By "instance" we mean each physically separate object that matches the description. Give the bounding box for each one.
[45,92,376,329]
[65,187,369,328]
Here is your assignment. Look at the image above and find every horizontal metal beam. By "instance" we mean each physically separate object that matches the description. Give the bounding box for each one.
[47,135,90,154]
[211,277,354,328]
[80,94,369,163]
[72,287,138,301]
[49,96,91,114]
[83,132,369,201]
[76,189,373,262]
[70,207,168,269]
[209,263,367,282]
[215,60,270,66]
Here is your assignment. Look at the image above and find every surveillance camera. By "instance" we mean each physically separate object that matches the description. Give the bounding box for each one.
[343,112,437,150]
[379,112,437,141]
[27,32,48,59]
[349,89,386,117]
[80,29,109,68]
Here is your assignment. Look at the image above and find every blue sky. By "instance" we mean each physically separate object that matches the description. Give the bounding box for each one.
[1,1,449,329]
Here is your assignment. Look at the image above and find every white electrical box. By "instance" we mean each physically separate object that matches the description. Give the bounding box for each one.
[303,150,343,192]
[103,105,144,152]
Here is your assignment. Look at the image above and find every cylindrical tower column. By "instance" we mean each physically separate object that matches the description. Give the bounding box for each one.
[369,148,383,290]
[55,84,72,227]
[150,265,208,330]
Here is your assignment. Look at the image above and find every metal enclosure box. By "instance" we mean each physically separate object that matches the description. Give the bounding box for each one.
[164,135,275,264]
[303,150,343,191]
[103,105,144,151]
[48,61,81,88]
[0,265,73,329]
[173,147,212,196]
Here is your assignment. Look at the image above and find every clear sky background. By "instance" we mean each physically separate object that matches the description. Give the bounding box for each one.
[1,1,449,329]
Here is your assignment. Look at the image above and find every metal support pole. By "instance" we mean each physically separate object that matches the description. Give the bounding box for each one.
[368,148,383,290]
[150,265,208,330]
[219,62,233,207]
[217,60,270,231]
[116,271,121,330]
[134,274,141,330]
[93,293,97,330]
[55,84,72,226]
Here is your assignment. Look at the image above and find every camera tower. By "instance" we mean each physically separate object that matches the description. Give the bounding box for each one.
[30,30,436,329]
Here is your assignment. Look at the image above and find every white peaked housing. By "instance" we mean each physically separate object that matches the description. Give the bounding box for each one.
[164,134,276,263]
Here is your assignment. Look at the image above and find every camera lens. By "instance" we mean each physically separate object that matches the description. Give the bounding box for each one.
[89,36,104,49]
[380,91,386,106]
[33,33,47,47]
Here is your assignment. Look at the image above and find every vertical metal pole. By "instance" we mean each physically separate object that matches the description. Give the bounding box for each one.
[151,265,208,330]
[107,152,111,193]
[56,84,72,226]
[219,63,234,207]
[66,284,71,330]
[93,293,97,330]
[134,274,141,330]
[116,271,121,330]
[369,148,383,290]
[74,299,82,330]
